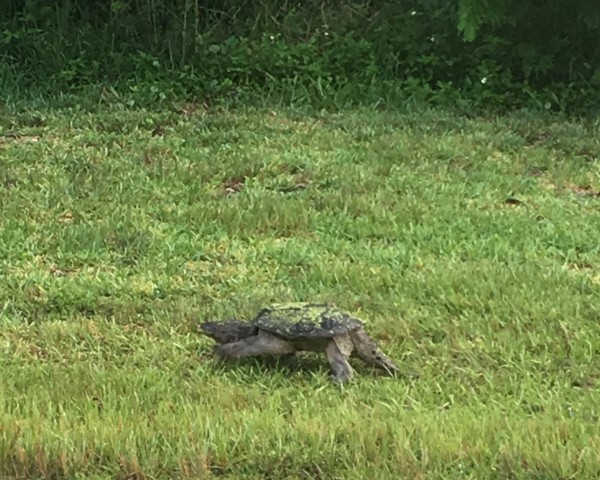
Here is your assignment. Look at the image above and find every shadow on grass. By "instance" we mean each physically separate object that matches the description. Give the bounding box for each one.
[199,349,414,385]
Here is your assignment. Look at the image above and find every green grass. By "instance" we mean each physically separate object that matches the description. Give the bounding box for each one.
[1,103,600,479]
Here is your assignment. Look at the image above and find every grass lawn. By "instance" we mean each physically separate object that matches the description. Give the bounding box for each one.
[1,104,599,479]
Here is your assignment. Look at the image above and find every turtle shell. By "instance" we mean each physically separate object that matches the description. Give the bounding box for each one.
[253,303,363,339]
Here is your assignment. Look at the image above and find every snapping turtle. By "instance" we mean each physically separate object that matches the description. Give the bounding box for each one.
[199,303,399,383]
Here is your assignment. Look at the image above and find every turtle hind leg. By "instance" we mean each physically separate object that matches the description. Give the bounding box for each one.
[350,329,399,376]
[214,332,295,360]
[325,335,354,384]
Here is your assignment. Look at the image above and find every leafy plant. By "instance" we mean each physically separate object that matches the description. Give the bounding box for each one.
[0,1,599,115]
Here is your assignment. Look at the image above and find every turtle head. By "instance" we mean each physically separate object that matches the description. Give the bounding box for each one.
[368,347,400,375]
[350,329,399,376]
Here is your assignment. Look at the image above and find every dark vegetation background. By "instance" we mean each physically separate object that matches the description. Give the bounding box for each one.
[1,0,599,114]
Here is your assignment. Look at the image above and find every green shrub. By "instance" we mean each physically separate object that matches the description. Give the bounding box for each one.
[0,0,598,114]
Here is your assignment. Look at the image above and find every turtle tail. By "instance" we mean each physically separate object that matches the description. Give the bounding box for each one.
[199,320,258,344]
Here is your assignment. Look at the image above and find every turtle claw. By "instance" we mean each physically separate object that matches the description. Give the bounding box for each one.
[329,372,352,384]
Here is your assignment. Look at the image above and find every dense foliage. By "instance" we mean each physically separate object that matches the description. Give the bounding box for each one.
[1,0,599,113]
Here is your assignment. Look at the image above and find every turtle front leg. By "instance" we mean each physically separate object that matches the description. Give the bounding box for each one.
[325,341,354,383]
[214,332,295,360]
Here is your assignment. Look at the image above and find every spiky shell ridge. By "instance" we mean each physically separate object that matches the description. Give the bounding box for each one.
[253,302,363,339]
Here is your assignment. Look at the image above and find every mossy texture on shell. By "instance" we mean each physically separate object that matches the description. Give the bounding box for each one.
[252,303,364,340]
